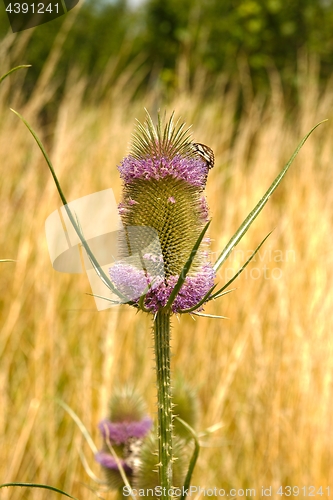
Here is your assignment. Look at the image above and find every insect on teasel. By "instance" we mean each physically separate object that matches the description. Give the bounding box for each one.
[192,143,215,170]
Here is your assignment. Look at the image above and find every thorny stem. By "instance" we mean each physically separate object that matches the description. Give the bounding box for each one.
[154,310,173,497]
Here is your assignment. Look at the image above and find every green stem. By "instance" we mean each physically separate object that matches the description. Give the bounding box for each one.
[154,310,173,496]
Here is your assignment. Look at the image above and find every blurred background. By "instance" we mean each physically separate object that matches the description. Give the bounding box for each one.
[1,0,333,498]
[2,0,333,111]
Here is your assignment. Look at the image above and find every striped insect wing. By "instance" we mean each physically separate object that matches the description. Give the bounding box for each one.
[192,143,215,169]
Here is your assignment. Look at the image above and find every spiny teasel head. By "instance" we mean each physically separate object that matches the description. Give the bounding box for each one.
[95,387,152,488]
[130,111,193,162]
[110,111,216,313]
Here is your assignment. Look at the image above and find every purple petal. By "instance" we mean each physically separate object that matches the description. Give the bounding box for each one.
[119,154,209,188]
[110,262,215,312]
[95,452,132,472]
[99,416,153,444]
[109,264,164,301]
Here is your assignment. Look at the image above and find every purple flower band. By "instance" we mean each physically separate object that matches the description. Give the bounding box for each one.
[109,263,215,312]
[95,451,132,472]
[99,416,153,445]
[119,154,209,188]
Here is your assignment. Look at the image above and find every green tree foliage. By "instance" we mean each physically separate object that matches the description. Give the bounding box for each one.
[1,0,333,99]
[142,0,333,91]
[0,0,140,98]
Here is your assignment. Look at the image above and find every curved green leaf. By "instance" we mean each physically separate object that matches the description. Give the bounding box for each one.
[210,231,273,300]
[11,109,128,302]
[0,482,77,499]
[56,399,98,454]
[175,417,200,500]
[179,284,217,314]
[0,65,31,85]
[165,221,211,310]
[214,120,327,272]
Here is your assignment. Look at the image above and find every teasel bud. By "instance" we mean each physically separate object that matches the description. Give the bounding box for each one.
[95,388,152,488]
[172,375,200,440]
[110,111,215,313]
[133,432,189,491]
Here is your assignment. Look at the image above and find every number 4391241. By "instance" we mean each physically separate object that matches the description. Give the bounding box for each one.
[276,486,330,496]
[5,3,60,14]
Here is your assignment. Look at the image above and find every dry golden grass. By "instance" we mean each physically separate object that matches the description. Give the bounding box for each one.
[1,33,333,499]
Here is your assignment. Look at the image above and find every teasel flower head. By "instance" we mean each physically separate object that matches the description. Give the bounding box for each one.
[95,387,152,488]
[110,111,216,314]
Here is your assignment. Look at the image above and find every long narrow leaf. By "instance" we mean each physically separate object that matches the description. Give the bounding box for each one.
[165,221,211,310]
[77,448,106,485]
[208,288,236,301]
[0,65,31,85]
[214,120,326,272]
[59,0,68,13]
[0,483,77,499]
[138,292,151,313]
[210,231,273,300]
[56,399,98,454]
[11,109,127,302]
[179,284,217,314]
[179,228,272,312]
[102,429,136,500]
[85,292,123,305]
[192,312,229,319]
[176,417,200,500]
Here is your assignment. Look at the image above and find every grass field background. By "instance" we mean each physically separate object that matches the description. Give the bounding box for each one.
[1,31,333,499]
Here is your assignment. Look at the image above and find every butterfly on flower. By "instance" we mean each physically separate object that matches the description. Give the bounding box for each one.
[192,143,215,170]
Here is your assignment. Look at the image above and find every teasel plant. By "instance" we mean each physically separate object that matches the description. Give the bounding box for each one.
[92,382,197,496]
[9,105,325,498]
